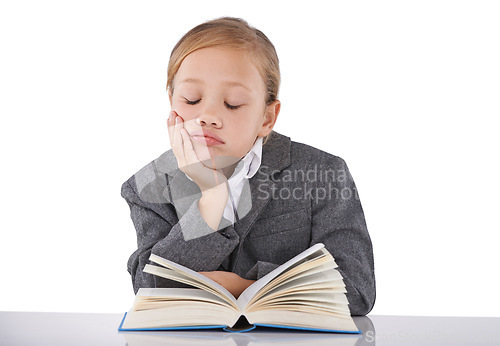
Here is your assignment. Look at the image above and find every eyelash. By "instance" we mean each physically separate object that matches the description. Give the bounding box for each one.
[185,99,241,110]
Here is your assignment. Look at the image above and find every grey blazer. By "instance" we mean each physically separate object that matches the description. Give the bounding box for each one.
[121,130,375,315]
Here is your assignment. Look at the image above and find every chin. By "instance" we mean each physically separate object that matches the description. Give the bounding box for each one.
[199,155,241,170]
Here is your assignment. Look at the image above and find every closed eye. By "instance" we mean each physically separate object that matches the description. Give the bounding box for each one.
[225,102,241,110]
[184,98,241,110]
[185,98,200,105]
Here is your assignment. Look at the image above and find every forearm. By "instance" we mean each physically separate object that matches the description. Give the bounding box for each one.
[150,195,239,270]
[122,177,239,292]
[199,271,256,298]
[198,183,229,231]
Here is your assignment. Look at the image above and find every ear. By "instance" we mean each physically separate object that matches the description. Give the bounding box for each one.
[258,100,281,137]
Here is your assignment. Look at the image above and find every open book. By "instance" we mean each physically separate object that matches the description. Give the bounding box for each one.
[118,243,360,333]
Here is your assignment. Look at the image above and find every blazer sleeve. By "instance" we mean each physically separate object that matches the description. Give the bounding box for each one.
[310,157,376,316]
[121,176,240,294]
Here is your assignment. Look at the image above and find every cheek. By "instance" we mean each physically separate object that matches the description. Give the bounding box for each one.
[234,113,262,135]
[172,101,197,120]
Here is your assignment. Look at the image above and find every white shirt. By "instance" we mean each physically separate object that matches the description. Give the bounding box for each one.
[185,137,263,224]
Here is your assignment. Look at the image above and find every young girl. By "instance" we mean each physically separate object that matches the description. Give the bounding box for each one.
[121,17,375,315]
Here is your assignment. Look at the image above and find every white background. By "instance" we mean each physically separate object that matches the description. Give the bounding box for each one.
[1,0,499,317]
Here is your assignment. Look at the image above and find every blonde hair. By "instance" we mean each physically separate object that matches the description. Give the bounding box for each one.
[166,17,280,145]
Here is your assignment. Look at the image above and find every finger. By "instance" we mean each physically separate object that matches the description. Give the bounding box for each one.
[167,110,176,148]
[180,127,200,166]
[168,110,181,156]
[180,128,208,179]
[180,129,223,186]
[173,115,187,168]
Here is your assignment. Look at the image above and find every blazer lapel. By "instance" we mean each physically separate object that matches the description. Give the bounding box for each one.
[233,130,292,239]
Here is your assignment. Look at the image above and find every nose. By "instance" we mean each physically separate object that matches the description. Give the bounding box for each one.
[196,107,222,128]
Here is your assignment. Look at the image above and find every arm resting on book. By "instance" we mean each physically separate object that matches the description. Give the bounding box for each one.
[310,157,376,316]
[121,178,240,294]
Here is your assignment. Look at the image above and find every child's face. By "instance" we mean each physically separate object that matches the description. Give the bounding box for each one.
[169,47,279,170]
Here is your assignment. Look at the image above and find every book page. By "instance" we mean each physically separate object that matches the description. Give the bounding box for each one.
[248,292,350,315]
[258,255,335,293]
[246,310,358,332]
[147,254,238,308]
[246,266,346,308]
[135,288,231,308]
[121,305,238,329]
[237,243,325,308]
[143,265,235,306]
[255,262,345,298]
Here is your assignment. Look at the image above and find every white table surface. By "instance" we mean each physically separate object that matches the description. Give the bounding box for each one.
[0,311,499,346]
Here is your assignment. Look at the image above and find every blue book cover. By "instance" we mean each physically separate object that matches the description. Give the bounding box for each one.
[118,312,361,334]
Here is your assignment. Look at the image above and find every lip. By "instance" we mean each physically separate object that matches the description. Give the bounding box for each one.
[189,130,225,145]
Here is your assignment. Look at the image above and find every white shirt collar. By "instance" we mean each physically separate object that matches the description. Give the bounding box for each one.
[230,136,263,181]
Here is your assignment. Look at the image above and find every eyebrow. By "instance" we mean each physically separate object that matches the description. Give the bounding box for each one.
[178,78,252,92]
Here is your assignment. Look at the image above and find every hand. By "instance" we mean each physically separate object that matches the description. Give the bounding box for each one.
[199,271,256,298]
[167,111,228,192]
